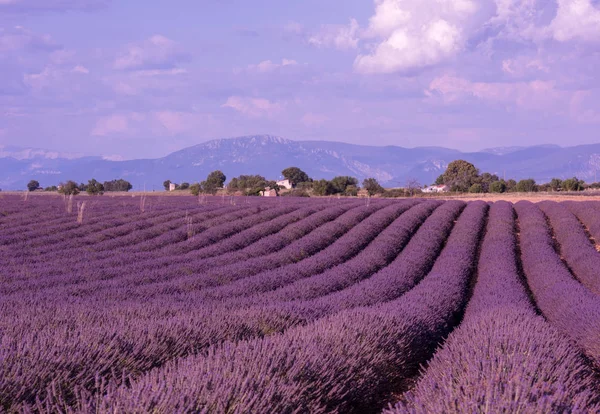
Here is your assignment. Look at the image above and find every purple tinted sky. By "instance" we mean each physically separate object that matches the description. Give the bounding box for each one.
[1,0,600,159]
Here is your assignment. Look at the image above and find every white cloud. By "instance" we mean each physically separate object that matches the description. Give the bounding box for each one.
[247,58,297,73]
[308,18,360,50]
[114,35,190,71]
[0,26,60,52]
[550,0,600,42]
[72,65,89,74]
[221,96,282,117]
[355,0,495,74]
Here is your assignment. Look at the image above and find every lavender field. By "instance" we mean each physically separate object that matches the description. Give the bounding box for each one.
[2,194,600,413]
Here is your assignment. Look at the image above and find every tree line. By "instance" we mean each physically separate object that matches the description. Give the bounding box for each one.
[434,160,592,193]
[26,160,600,196]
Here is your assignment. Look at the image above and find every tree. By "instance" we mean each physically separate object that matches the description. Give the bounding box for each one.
[312,179,334,196]
[489,180,506,193]
[86,179,104,196]
[469,183,484,193]
[203,170,227,195]
[77,182,88,192]
[477,172,499,193]
[562,177,585,192]
[163,180,172,191]
[505,179,517,193]
[282,167,310,186]
[363,178,385,196]
[345,185,359,197]
[330,176,358,194]
[190,182,202,196]
[27,180,40,192]
[434,174,445,185]
[548,178,563,192]
[58,181,80,195]
[179,182,190,190]
[103,179,133,192]
[406,178,422,196]
[44,186,58,192]
[442,160,479,192]
[516,179,538,193]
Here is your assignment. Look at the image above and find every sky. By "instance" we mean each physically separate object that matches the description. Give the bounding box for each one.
[1,0,600,159]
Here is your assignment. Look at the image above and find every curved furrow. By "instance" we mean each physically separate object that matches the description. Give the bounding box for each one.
[72,202,487,414]
[565,201,600,244]
[515,201,600,366]
[389,201,600,413]
[538,201,600,295]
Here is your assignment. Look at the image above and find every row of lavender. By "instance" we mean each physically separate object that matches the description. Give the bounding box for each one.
[2,195,600,412]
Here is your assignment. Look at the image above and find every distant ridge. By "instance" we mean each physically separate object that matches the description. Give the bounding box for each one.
[1,135,600,190]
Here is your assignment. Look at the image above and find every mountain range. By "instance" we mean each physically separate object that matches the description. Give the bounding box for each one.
[1,135,599,190]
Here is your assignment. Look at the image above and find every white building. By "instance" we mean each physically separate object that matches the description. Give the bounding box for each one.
[276,179,293,190]
[423,185,449,193]
[260,187,278,197]
[169,182,177,192]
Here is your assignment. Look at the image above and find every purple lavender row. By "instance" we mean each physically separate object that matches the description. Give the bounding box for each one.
[193,200,428,304]
[0,204,242,281]
[1,204,305,295]
[0,202,388,408]
[42,201,365,298]
[538,200,600,295]
[515,201,600,365]
[564,200,600,250]
[80,201,486,414]
[125,200,404,297]
[389,201,600,413]
[231,200,443,306]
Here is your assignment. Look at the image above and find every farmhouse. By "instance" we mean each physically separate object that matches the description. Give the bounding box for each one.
[260,187,278,197]
[169,183,177,191]
[276,179,293,190]
[423,185,449,193]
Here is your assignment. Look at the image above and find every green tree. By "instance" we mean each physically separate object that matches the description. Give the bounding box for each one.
[86,179,104,196]
[27,180,40,192]
[163,180,172,191]
[312,179,334,196]
[330,176,358,194]
[345,185,359,197]
[58,181,80,195]
[477,172,499,193]
[489,180,506,193]
[434,174,445,185]
[190,182,202,196]
[362,178,385,196]
[179,182,190,190]
[516,179,538,193]
[103,179,133,192]
[282,167,310,186]
[203,170,227,195]
[44,186,58,192]
[548,178,563,192]
[562,177,585,192]
[442,160,479,192]
[505,179,517,193]
[469,183,483,193]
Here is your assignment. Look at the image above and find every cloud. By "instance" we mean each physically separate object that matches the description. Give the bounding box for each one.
[154,111,215,135]
[221,96,282,117]
[355,0,495,74]
[0,26,61,53]
[72,65,89,74]
[425,74,593,117]
[301,112,329,127]
[113,35,190,71]
[91,114,130,136]
[550,0,600,42]
[247,58,297,73]
[0,0,109,13]
[308,18,360,50]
